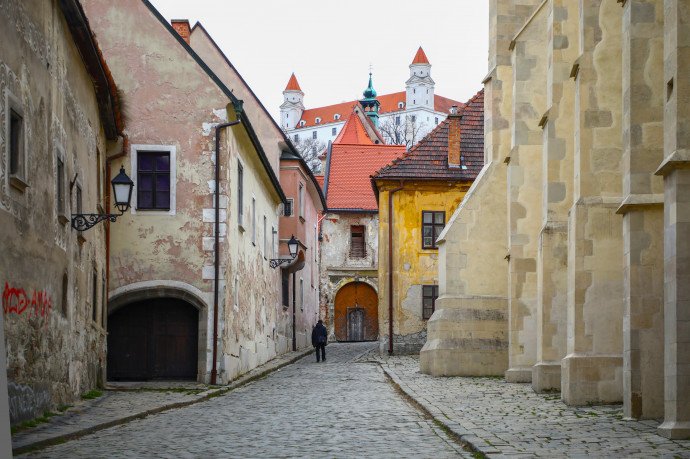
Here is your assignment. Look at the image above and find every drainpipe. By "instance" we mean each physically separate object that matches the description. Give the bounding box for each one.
[211,120,241,385]
[105,135,128,319]
[388,180,405,354]
[292,271,297,351]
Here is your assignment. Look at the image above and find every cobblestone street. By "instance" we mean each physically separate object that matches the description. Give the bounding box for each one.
[19,343,468,458]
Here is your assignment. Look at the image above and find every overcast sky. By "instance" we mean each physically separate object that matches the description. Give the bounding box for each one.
[149,0,489,122]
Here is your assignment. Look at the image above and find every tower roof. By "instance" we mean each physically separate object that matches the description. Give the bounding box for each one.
[284,73,301,91]
[411,47,430,65]
[333,106,385,145]
[363,72,377,99]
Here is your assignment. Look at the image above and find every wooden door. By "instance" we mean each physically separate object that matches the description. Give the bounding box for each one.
[108,298,198,380]
[334,282,378,341]
[348,307,365,341]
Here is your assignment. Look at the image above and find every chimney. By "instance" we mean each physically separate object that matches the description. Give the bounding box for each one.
[447,109,462,168]
[171,20,191,44]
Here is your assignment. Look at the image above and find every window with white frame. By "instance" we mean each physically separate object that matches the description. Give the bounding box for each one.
[238,161,244,225]
[283,198,293,217]
[251,196,256,245]
[315,117,321,124]
[299,120,306,127]
[334,114,341,120]
[398,102,404,109]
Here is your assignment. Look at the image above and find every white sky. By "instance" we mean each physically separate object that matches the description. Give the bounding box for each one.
[149,0,489,122]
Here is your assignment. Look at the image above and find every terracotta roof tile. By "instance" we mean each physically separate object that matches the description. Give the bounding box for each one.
[411,47,430,65]
[333,110,376,145]
[285,73,301,91]
[327,144,406,210]
[373,89,484,181]
[295,92,463,129]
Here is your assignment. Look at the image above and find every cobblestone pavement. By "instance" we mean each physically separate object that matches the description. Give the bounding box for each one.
[19,343,470,458]
[379,355,690,458]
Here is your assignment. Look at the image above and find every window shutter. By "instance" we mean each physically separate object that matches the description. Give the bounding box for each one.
[350,226,366,258]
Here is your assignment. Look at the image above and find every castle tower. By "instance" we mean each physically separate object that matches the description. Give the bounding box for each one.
[280,73,304,130]
[359,72,381,129]
[405,47,435,110]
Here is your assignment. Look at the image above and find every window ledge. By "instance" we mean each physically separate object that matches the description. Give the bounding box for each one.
[9,176,28,192]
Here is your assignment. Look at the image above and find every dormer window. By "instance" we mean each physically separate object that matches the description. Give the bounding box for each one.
[334,114,341,120]
[398,102,404,109]
[299,120,306,127]
[315,117,321,124]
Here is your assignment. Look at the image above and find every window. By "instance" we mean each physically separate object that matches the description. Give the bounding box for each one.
[398,102,404,109]
[312,146,317,155]
[251,196,256,245]
[263,215,267,257]
[435,117,439,125]
[422,285,439,319]
[350,225,366,258]
[396,116,401,126]
[332,127,336,136]
[413,88,416,94]
[300,278,304,311]
[334,114,341,120]
[9,108,24,187]
[298,183,304,219]
[238,161,244,225]
[271,225,276,259]
[61,273,69,316]
[312,131,317,140]
[294,134,299,142]
[282,270,290,307]
[315,117,321,124]
[411,115,416,123]
[413,100,416,105]
[461,155,468,170]
[56,155,66,218]
[422,211,445,249]
[137,151,170,210]
[283,198,293,217]
[300,120,306,127]
[92,268,98,322]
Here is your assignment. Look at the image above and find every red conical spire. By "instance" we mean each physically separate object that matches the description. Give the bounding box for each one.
[411,47,430,65]
[285,73,301,91]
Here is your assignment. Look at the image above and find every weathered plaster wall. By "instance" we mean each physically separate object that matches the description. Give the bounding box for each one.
[1,0,109,423]
[377,181,470,355]
[319,212,379,340]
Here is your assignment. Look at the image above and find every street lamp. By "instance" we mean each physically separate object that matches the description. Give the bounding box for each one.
[71,165,134,231]
[270,234,299,268]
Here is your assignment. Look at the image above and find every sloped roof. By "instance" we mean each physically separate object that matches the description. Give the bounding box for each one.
[295,93,463,130]
[411,47,430,65]
[333,106,385,145]
[373,89,484,181]
[285,73,302,91]
[327,144,406,211]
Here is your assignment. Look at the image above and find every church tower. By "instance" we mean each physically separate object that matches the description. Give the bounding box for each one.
[405,47,435,110]
[280,73,304,130]
[359,72,381,129]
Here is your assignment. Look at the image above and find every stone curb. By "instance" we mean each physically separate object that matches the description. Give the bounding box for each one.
[378,360,499,459]
[12,348,314,456]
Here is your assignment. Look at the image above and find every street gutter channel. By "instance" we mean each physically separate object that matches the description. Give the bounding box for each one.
[378,363,486,459]
[12,348,314,456]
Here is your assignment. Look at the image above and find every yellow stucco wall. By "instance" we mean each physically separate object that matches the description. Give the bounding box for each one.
[376,180,471,354]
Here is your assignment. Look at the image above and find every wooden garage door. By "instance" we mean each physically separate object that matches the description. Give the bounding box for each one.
[334,282,378,341]
[107,298,198,380]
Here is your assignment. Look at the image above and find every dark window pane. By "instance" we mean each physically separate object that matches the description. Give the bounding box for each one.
[139,174,153,192]
[423,286,432,296]
[138,191,153,208]
[424,237,432,247]
[435,226,443,239]
[423,226,432,237]
[156,191,169,209]
[156,175,169,191]
[138,155,153,171]
[423,212,432,223]
[434,212,444,224]
[156,154,170,171]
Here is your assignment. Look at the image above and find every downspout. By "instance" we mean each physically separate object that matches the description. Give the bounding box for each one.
[211,120,240,385]
[292,271,297,351]
[388,180,405,354]
[105,135,128,322]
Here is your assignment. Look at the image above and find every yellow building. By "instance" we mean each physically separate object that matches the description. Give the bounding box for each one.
[373,91,483,354]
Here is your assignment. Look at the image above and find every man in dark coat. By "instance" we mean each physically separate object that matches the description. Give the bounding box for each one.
[311,319,328,362]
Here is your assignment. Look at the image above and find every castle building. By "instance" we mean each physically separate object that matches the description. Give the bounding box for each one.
[281,48,463,148]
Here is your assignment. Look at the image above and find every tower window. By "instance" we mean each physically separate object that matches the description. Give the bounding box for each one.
[435,117,439,124]
[396,116,401,125]
[294,134,299,142]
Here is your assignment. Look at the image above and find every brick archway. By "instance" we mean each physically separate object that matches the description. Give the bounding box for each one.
[334,282,378,341]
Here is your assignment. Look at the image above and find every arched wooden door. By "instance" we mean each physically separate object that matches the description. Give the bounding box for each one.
[334,282,378,341]
[107,298,198,380]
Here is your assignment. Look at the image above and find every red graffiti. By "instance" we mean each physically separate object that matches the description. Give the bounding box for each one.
[3,283,52,330]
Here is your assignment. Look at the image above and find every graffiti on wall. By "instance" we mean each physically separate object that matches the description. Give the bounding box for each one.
[7,382,52,424]
[2,282,52,329]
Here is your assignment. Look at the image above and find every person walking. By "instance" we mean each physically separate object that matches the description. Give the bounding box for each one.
[311,319,328,362]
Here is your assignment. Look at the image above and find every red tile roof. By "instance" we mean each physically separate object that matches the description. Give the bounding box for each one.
[285,73,302,91]
[314,175,324,188]
[411,47,430,65]
[333,107,385,145]
[327,144,406,210]
[295,92,463,130]
[373,89,484,181]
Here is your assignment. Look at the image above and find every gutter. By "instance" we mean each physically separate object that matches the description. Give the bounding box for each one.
[322,141,333,200]
[211,120,241,385]
[388,180,405,354]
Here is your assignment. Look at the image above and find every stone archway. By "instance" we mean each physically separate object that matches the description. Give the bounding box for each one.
[333,282,378,341]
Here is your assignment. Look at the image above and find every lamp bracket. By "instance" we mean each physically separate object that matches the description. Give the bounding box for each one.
[71,212,122,231]
[269,257,294,269]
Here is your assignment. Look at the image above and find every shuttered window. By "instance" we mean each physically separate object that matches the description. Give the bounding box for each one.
[350,225,366,258]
